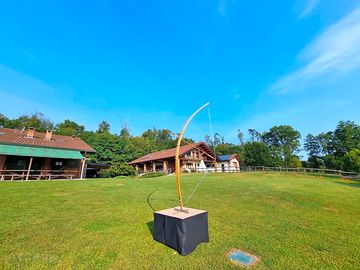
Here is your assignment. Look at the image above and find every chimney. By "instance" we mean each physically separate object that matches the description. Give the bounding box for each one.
[45,130,53,140]
[26,127,35,138]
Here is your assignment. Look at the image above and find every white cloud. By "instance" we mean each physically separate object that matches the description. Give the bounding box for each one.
[299,0,320,18]
[271,6,360,93]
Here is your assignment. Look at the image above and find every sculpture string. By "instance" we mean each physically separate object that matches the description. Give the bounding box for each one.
[146,102,215,212]
[175,102,210,211]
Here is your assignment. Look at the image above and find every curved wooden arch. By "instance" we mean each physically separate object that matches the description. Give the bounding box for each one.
[175,102,210,210]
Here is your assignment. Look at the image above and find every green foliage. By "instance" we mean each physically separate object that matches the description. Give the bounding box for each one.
[286,155,302,168]
[1,112,359,172]
[243,141,274,166]
[343,149,360,172]
[307,156,325,169]
[262,125,301,165]
[215,143,243,159]
[107,162,137,177]
[97,169,112,178]
[54,119,85,136]
[0,113,10,127]
[304,121,360,171]
[140,171,166,178]
[97,120,111,133]
[333,121,360,157]
[3,112,53,132]
[304,134,321,157]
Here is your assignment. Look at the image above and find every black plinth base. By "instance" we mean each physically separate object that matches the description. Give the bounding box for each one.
[153,207,209,256]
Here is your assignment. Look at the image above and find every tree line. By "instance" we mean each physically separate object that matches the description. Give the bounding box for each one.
[1,112,359,173]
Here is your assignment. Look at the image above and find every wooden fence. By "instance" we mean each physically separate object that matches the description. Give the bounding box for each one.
[238,166,359,178]
[0,169,78,181]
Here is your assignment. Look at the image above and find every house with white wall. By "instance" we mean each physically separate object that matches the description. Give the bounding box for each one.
[217,154,241,172]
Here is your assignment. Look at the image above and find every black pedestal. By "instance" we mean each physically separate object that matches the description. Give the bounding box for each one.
[153,207,209,256]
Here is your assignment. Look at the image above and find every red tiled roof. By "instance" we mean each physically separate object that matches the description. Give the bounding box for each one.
[0,128,95,152]
[128,142,215,164]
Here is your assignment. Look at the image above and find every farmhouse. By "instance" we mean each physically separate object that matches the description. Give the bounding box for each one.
[217,154,241,172]
[0,127,95,180]
[129,142,217,173]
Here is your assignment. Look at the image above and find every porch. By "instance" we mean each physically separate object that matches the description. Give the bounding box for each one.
[0,152,84,181]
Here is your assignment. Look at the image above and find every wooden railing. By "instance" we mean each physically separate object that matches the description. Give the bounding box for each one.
[0,169,78,181]
[238,166,359,178]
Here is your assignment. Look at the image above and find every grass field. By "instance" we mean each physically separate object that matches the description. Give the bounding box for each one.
[0,173,359,269]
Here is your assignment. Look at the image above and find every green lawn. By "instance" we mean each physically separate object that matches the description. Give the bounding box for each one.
[0,173,359,269]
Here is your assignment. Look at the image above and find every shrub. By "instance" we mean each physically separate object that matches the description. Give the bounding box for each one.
[107,162,137,177]
[98,169,111,178]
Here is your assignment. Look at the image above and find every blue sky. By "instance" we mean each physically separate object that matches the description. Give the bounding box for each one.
[0,0,360,151]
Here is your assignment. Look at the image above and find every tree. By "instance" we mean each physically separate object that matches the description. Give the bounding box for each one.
[10,112,53,132]
[287,155,302,168]
[205,134,213,147]
[215,143,243,159]
[248,129,261,142]
[0,113,10,127]
[54,119,85,136]
[343,149,360,172]
[97,120,111,133]
[304,134,321,157]
[333,121,360,157]
[262,125,301,166]
[317,132,335,155]
[213,133,224,146]
[243,142,273,166]
[237,129,244,145]
[142,128,176,150]
[119,123,131,139]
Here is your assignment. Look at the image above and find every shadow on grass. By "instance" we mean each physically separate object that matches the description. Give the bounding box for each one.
[336,181,360,188]
[146,221,154,237]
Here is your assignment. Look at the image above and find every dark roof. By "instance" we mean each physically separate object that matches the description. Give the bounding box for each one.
[218,155,232,161]
[218,154,241,162]
[0,128,95,153]
[129,142,215,164]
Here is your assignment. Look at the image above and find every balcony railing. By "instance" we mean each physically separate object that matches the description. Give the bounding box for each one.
[0,169,78,181]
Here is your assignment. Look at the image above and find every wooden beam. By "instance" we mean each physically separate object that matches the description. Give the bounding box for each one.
[26,157,33,181]
[80,159,86,179]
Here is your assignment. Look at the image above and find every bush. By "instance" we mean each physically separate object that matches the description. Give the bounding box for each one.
[107,162,137,177]
[343,149,360,172]
[98,169,111,178]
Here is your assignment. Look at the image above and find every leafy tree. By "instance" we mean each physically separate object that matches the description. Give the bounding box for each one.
[287,155,302,168]
[54,119,85,136]
[215,143,244,160]
[119,125,131,139]
[248,129,261,142]
[97,120,111,133]
[343,149,360,172]
[0,113,10,127]
[243,142,273,166]
[307,156,325,169]
[142,128,176,150]
[237,129,244,145]
[213,133,224,146]
[10,112,53,132]
[312,131,335,155]
[304,134,321,157]
[333,121,360,157]
[262,125,301,166]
